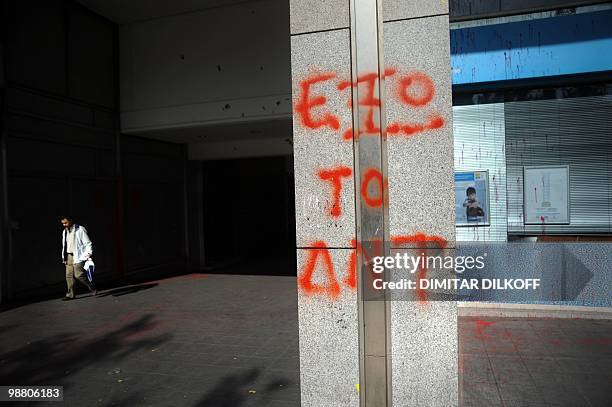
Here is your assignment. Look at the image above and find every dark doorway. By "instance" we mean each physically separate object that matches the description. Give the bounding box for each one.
[198,156,296,276]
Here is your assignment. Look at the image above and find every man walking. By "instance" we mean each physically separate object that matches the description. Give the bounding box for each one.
[60,216,96,300]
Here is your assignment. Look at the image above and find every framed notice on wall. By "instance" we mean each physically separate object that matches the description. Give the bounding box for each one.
[455,171,490,227]
[523,165,570,225]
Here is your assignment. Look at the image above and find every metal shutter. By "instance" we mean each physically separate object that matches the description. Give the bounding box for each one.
[453,103,507,241]
[505,95,612,235]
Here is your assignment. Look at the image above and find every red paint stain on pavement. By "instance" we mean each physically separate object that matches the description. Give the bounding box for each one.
[147,274,209,285]
[475,320,497,340]
[575,338,612,346]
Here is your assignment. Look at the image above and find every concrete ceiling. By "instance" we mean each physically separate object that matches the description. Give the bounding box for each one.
[132,118,293,144]
[76,0,292,148]
[76,0,260,24]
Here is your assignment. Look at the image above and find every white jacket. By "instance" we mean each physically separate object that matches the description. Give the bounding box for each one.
[61,224,93,262]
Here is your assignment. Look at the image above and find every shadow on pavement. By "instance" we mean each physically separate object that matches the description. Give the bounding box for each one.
[0,324,19,337]
[95,283,158,298]
[0,314,171,392]
[194,369,291,407]
[0,267,188,313]
[195,369,260,407]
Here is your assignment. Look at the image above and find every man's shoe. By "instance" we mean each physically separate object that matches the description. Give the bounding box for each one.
[61,296,74,301]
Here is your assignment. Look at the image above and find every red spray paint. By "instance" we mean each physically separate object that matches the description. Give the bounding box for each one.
[338,68,398,140]
[474,319,497,340]
[397,71,436,107]
[361,168,385,208]
[345,238,384,290]
[318,166,352,218]
[298,241,341,298]
[295,73,340,131]
[391,232,448,304]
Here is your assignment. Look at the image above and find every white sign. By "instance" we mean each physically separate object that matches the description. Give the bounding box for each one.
[523,166,570,225]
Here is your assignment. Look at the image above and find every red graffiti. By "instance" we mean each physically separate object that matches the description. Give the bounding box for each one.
[342,128,354,140]
[318,166,352,218]
[345,239,359,290]
[387,71,445,137]
[298,241,341,298]
[361,168,385,208]
[300,234,448,299]
[317,166,387,219]
[386,115,445,137]
[338,68,398,138]
[397,71,435,107]
[295,73,340,131]
[296,69,449,298]
[296,67,444,141]
[345,238,384,290]
[576,337,612,346]
[392,232,447,304]
[391,232,448,249]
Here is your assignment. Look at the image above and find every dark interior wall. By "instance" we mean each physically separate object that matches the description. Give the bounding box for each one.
[199,156,296,276]
[2,0,118,298]
[4,0,115,107]
[186,161,205,271]
[0,88,7,303]
[4,114,117,296]
[121,136,186,273]
[1,1,187,300]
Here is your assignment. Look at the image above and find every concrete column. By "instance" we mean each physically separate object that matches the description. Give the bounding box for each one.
[290,2,358,406]
[383,1,458,406]
[291,0,457,405]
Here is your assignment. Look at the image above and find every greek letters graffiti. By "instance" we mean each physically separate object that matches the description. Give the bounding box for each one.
[361,168,386,208]
[392,233,448,304]
[298,233,447,301]
[298,241,341,298]
[318,166,352,218]
[295,73,340,131]
[345,239,384,291]
[317,166,387,218]
[296,68,445,140]
[296,67,448,301]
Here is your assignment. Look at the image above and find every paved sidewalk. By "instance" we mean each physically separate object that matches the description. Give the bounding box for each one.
[0,274,300,407]
[460,316,612,406]
[0,274,610,406]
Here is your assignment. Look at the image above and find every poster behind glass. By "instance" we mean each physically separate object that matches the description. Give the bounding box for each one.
[455,171,490,227]
[523,165,570,225]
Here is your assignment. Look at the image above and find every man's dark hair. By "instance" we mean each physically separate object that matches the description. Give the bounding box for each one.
[466,187,476,196]
[60,215,73,221]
